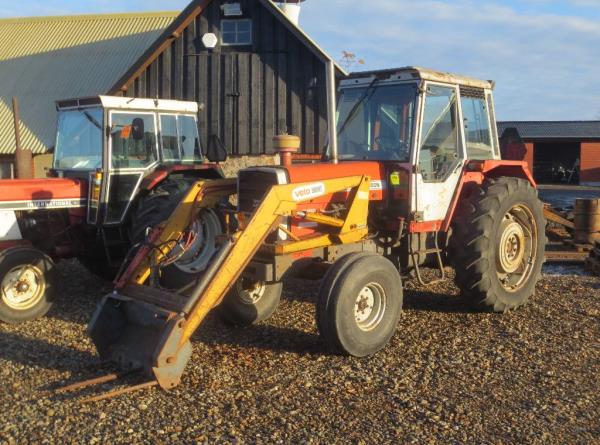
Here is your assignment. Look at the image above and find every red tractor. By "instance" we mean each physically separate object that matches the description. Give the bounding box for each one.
[0,96,227,323]
[230,67,546,323]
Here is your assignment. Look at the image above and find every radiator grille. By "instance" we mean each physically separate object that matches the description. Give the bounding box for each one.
[238,168,287,213]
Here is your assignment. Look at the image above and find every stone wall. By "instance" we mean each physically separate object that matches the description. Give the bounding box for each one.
[220,154,280,178]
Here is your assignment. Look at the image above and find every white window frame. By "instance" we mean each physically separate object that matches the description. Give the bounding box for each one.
[221,19,253,46]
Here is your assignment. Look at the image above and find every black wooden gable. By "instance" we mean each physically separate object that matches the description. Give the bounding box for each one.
[109,0,343,156]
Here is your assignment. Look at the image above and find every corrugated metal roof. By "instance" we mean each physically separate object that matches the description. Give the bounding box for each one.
[0,12,178,155]
[498,121,600,141]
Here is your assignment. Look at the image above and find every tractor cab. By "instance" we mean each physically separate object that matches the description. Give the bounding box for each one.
[52,96,221,227]
[329,67,501,223]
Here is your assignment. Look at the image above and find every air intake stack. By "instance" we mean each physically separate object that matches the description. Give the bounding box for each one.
[278,0,306,26]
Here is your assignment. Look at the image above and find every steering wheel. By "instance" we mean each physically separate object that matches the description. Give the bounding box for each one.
[348,141,370,158]
[375,136,410,160]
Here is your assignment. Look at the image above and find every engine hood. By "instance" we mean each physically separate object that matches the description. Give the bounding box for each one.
[284,161,385,184]
[0,178,88,211]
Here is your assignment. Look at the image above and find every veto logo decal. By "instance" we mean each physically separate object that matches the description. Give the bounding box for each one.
[292,182,325,202]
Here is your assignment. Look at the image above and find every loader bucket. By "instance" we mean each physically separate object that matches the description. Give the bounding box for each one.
[88,291,192,390]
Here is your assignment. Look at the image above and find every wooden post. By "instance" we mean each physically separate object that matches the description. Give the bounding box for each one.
[12,96,33,179]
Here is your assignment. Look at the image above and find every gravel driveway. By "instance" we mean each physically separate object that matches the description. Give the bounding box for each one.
[0,260,598,444]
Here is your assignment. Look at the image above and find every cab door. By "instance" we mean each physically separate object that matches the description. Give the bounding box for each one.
[412,83,466,223]
[103,111,159,225]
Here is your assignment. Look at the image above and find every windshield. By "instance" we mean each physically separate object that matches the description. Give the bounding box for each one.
[54,108,103,170]
[333,83,418,162]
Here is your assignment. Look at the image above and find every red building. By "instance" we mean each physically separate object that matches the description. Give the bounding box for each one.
[498,121,600,186]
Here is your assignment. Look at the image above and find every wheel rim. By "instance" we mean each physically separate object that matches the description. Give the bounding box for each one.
[354,282,387,331]
[1,265,46,310]
[236,278,266,305]
[496,204,538,292]
[173,209,222,274]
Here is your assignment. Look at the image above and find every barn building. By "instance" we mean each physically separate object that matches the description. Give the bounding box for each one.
[109,0,344,157]
[499,121,600,186]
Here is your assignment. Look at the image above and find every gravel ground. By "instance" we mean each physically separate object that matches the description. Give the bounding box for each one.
[1,260,598,444]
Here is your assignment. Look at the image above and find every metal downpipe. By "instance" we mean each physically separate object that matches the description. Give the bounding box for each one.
[326,60,338,164]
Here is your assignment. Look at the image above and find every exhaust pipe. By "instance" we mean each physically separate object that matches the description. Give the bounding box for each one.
[326,61,338,164]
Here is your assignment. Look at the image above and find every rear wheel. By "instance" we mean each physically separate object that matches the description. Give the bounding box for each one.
[317,253,403,357]
[0,248,55,324]
[450,177,546,312]
[218,278,283,326]
[129,179,225,289]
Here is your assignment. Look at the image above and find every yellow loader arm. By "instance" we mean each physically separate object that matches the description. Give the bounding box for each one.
[88,175,371,389]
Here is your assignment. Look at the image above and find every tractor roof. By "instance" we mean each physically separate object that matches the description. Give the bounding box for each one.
[344,66,494,90]
[56,96,199,114]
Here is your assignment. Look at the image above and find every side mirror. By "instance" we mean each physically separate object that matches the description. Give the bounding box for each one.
[132,118,145,141]
[206,134,228,163]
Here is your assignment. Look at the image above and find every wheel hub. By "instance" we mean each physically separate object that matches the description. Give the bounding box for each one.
[16,280,30,293]
[354,283,387,332]
[498,218,526,274]
[237,279,266,305]
[172,209,222,274]
[1,266,45,310]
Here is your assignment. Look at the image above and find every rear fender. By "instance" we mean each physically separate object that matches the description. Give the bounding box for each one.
[472,160,536,187]
[0,240,31,252]
[442,160,536,232]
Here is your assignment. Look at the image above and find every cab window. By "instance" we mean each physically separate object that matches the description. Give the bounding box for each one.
[461,89,494,160]
[419,85,462,182]
[160,115,180,161]
[110,113,157,169]
[54,108,103,170]
[335,83,417,162]
[178,115,202,162]
[159,114,202,163]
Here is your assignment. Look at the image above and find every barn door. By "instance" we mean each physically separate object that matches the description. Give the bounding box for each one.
[196,53,239,157]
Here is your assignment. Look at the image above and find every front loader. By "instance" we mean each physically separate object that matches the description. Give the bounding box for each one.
[75,66,546,397]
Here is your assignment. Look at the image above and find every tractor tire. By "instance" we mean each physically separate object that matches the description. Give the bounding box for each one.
[450,177,546,312]
[80,255,119,282]
[128,178,225,290]
[218,279,283,326]
[316,253,403,357]
[316,252,373,338]
[0,248,55,324]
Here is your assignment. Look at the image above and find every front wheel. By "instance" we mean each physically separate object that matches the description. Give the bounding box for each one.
[316,253,403,357]
[450,177,546,312]
[0,248,55,324]
[218,278,283,326]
